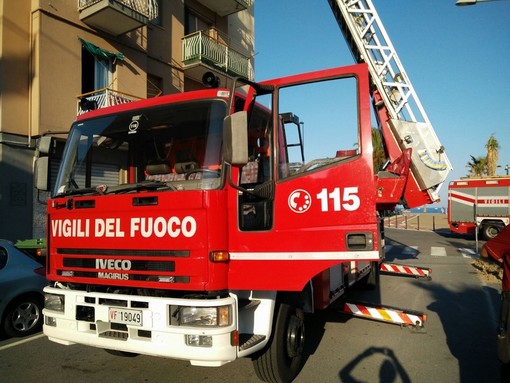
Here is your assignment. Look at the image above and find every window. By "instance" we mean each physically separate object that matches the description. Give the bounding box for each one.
[185,8,211,35]
[0,247,7,269]
[238,93,273,231]
[82,46,113,93]
[277,77,359,179]
[54,99,227,197]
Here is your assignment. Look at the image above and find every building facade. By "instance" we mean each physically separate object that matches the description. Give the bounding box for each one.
[0,0,254,241]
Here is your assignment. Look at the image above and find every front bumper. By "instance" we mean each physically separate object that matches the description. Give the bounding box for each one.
[43,286,238,367]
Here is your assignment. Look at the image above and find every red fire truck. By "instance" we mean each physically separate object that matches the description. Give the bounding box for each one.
[448,177,510,240]
[35,1,451,382]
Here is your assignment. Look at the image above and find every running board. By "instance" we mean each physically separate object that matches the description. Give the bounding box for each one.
[239,334,266,351]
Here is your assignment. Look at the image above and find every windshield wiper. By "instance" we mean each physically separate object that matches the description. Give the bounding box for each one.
[56,187,98,197]
[101,181,176,194]
[55,181,176,197]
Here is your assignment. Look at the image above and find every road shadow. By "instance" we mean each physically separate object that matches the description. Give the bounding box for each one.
[433,229,483,248]
[301,282,386,378]
[385,232,483,262]
[302,286,413,383]
[303,310,328,358]
[384,237,421,262]
[338,346,411,383]
[433,228,476,240]
[418,281,502,382]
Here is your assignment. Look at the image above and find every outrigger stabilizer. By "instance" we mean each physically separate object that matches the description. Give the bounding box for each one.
[341,301,426,328]
[380,262,432,279]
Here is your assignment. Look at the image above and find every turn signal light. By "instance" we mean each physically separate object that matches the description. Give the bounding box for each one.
[231,330,239,346]
[210,251,229,262]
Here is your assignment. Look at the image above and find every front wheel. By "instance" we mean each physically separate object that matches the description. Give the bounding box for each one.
[3,296,43,337]
[252,303,306,383]
[481,224,503,240]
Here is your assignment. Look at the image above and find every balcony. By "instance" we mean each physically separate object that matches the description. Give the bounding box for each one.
[78,0,159,36]
[77,88,142,115]
[182,29,254,85]
[197,0,250,17]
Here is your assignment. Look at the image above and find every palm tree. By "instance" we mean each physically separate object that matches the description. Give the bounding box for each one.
[466,155,487,177]
[485,134,500,176]
[371,128,386,172]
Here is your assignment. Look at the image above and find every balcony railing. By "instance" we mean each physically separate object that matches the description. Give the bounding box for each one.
[182,30,254,81]
[78,0,158,19]
[78,0,159,36]
[77,88,142,115]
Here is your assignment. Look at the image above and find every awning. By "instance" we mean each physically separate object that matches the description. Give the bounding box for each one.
[78,37,124,61]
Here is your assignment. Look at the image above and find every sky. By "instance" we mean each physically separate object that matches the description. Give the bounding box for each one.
[253,0,510,207]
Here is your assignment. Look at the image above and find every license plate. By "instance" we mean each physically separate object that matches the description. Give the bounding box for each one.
[108,307,143,326]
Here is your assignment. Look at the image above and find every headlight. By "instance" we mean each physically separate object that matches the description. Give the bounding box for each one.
[45,293,65,312]
[178,305,231,327]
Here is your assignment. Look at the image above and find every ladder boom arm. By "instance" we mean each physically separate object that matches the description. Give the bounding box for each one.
[329,0,452,207]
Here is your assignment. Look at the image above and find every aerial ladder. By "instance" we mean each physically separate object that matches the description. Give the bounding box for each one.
[329,0,452,208]
[329,0,447,326]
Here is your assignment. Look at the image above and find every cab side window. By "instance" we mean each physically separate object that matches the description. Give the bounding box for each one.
[239,94,273,231]
[277,77,359,180]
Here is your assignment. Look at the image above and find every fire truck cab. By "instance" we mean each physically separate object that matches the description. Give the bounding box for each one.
[37,64,381,382]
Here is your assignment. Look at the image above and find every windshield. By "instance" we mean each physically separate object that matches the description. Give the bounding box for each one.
[54,99,227,197]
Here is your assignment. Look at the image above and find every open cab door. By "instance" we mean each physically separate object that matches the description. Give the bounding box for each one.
[226,64,380,291]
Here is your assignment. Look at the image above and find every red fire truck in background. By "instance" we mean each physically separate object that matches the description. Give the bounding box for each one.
[34,1,451,382]
[448,177,510,240]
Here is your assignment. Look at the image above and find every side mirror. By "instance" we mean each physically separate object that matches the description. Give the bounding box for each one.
[34,136,52,192]
[223,111,248,166]
[34,157,50,191]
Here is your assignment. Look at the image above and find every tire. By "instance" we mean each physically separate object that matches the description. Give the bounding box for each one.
[481,224,503,241]
[252,303,306,383]
[3,295,43,337]
[359,261,380,290]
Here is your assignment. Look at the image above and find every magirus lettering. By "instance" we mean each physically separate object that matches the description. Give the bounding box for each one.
[96,259,132,271]
[98,272,129,280]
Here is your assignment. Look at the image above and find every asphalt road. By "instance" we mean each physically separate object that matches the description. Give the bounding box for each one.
[0,228,504,383]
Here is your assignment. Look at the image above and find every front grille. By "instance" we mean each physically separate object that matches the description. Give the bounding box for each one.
[63,258,175,271]
[99,330,128,340]
[55,249,191,285]
[57,248,189,257]
[56,270,190,283]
